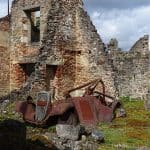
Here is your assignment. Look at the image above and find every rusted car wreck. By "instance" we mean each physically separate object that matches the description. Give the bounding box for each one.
[15,78,124,127]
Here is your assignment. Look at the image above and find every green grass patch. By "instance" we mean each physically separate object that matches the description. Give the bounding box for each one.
[98,100,150,149]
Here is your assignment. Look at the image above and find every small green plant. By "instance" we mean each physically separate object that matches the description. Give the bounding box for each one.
[120,96,131,102]
[48,126,56,133]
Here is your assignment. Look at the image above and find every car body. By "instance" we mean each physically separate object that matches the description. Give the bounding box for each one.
[15,78,122,127]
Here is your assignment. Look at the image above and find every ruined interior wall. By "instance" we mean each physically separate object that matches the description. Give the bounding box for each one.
[0,46,10,97]
[6,0,149,101]
[0,16,10,97]
[10,0,52,90]
[34,0,117,99]
[33,0,84,99]
[0,31,9,46]
[0,16,10,32]
[0,16,10,46]
[73,7,116,96]
[108,35,150,99]
[11,0,117,100]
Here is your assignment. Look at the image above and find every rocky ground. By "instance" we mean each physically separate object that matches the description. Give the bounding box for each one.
[0,98,150,150]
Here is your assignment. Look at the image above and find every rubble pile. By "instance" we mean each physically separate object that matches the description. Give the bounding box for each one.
[43,124,103,150]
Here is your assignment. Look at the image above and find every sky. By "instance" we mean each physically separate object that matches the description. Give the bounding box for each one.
[0,0,150,50]
[83,0,150,50]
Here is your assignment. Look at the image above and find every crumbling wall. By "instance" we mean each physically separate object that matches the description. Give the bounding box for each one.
[1,0,149,101]
[33,0,117,99]
[73,4,116,97]
[10,0,52,91]
[0,16,10,47]
[107,35,150,99]
[0,16,10,97]
[0,15,10,32]
[9,0,116,100]
[130,35,149,55]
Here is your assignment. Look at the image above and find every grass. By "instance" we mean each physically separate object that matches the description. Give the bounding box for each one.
[98,100,150,150]
[0,102,16,121]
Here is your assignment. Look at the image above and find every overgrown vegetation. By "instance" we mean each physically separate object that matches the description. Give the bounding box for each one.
[98,100,150,150]
[0,99,149,149]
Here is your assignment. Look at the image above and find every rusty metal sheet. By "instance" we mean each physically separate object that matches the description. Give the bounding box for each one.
[97,104,113,122]
[15,101,35,122]
[15,100,74,125]
[73,95,116,127]
[48,100,74,116]
[15,101,25,113]
[87,96,114,123]
[73,97,98,127]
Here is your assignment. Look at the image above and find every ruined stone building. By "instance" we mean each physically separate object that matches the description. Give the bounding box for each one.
[0,0,149,100]
[107,36,150,99]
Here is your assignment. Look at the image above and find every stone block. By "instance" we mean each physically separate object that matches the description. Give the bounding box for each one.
[56,124,80,140]
[91,129,104,143]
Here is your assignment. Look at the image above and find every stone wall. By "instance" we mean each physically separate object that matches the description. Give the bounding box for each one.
[8,0,117,100]
[10,0,52,91]
[107,35,150,99]
[0,16,10,97]
[35,0,116,98]
[0,16,10,47]
[0,15,10,32]
[0,0,149,100]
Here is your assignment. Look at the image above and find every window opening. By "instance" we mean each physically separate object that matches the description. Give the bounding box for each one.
[25,8,40,43]
[20,63,35,81]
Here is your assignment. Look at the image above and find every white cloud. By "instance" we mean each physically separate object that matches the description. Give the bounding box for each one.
[91,6,150,50]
